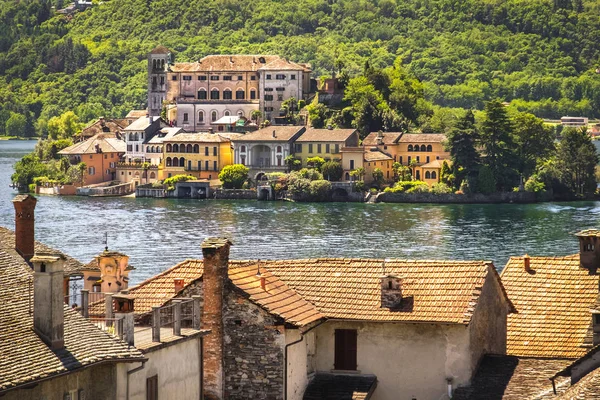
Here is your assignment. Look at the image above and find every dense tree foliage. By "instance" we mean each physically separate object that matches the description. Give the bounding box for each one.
[3,0,600,136]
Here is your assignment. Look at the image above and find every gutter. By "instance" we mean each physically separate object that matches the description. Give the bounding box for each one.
[283,319,326,400]
[126,360,147,399]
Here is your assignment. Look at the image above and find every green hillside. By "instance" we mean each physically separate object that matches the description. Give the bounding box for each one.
[2,0,600,136]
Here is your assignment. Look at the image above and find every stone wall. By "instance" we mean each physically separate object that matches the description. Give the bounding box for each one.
[213,189,257,200]
[223,289,285,400]
[377,191,544,204]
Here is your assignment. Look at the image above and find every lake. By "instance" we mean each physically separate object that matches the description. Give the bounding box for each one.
[0,139,597,284]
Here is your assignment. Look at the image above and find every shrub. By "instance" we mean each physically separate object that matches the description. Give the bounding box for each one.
[163,174,195,191]
[287,176,311,195]
[297,168,323,181]
[406,183,430,193]
[524,174,546,193]
[321,161,343,181]
[219,164,249,189]
[309,180,332,201]
[353,180,366,192]
[306,156,326,171]
[384,180,429,193]
[430,182,453,194]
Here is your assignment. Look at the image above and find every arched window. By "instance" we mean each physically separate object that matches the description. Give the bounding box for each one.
[166,157,172,167]
[223,89,232,100]
[166,144,172,152]
[173,157,179,167]
[224,110,230,116]
[413,144,419,151]
[276,146,282,153]
[212,111,217,122]
[179,157,185,167]
[146,146,150,153]
[345,172,350,181]
[425,171,431,179]
[198,89,207,100]
[193,144,199,153]
[199,111,204,123]
[420,144,427,152]
[241,145,246,152]
[427,144,432,152]
[407,145,413,152]
[173,144,179,152]
[186,144,193,153]
[431,171,437,180]
[211,88,220,100]
[236,89,245,100]
[160,59,164,70]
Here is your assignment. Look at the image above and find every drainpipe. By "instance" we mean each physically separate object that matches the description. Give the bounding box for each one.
[283,319,326,400]
[126,360,147,399]
[446,377,453,399]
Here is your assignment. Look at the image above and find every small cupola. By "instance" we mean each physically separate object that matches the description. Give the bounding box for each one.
[376,130,384,145]
[576,229,600,274]
[380,274,403,309]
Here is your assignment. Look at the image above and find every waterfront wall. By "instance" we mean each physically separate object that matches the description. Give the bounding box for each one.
[377,191,547,204]
[213,189,256,200]
[36,184,77,196]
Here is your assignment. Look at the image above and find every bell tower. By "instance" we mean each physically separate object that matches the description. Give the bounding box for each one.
[148,45,171,117]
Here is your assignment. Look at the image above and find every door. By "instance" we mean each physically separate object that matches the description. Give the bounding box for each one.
[334,329,357,370]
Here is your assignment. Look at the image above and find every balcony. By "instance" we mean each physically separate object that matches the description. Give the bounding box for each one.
[175,97,259,105]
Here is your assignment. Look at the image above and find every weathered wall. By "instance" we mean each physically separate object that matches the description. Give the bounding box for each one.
[468,265,509,377]
[286,328,312,400]
[313,321,472,400]
[223,289,285,400]
[213,189,257,200]
[127,337,202,400]
[377,191,542,204]
[2,363,117,400]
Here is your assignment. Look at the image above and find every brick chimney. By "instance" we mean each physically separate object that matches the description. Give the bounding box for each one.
[31,253,65,350]
[576,230,600,275]
[174,278,185,293]
[201,237,232,400]
[380,274,403,309]
[12,194,37,263]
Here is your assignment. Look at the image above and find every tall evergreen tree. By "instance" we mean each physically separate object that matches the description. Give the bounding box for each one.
[446,110,479,189]
[556,128,598,196]
[480,100,518,191]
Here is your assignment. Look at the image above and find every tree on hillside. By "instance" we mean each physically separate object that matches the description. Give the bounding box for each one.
[47,111,84,140]
[512,112,555,180]
[480,101,517,191]
[5,113,27,137]
[555,128,598,196]
[219,164,249,189]
[446,110,480,189]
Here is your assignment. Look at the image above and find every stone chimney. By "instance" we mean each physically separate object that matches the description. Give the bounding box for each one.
[31,253,65,350]
[12,194,37,263]
[380,274,403,309]
[376,130,384,146]
[576,230,600,275]
[272,130,276,138]
[113,292,135,346]
[523,254,531,272]
[202,237,232,400]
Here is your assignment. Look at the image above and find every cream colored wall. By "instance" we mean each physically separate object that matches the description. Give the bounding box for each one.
[286,329,311,400]
[295,141,343,165]
[127,337,202,400]
[167,71,260,103]
[313,321,472,400]
[364,159,393,184]
[341,152,364,177]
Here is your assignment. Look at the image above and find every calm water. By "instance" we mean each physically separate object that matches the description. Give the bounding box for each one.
[0,140,597,284]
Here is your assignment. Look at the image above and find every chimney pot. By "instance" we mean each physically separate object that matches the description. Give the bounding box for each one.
[272,130,276,138]
[260,276,266,291]
[576,229,600,274]
[174,278,185,293]
[12,194,37,263]
[523,254,531,272]
[31,253,65,350]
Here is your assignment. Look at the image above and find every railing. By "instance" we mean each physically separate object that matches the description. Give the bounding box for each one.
[89,317,124,340]
[151,297,201,342]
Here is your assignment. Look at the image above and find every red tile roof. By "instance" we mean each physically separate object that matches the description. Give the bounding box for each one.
[58,132,125,155]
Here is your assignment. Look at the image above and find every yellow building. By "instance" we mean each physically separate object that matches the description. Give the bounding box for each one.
[293,128,359,166]
[364,147,394,185]
[414,159,452,186]
[161,132,243,180]
[340,147,365,181]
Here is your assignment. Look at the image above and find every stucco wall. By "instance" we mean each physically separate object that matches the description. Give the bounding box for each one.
[468,265,509,377]
[2,363,117,400]
[313,321,472,400]
[127,337,202,400]
[285,329,312,400]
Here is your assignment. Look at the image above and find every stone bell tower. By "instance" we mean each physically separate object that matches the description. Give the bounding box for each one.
[148,45,171,117]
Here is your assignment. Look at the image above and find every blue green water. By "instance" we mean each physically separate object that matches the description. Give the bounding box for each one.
[0,140,597,284]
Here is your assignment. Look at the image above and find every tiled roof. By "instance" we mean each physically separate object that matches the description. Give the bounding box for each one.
[146,127,183,144]
[170,55,281,73]
[165,132,230,143]
[258,58,311,72]
[296,128,358,143]
[362,132,402,146]
[58,132,125,155]
[452,355,571,400]
[556,367,600,399]
[364,149,392,162]
[0,250,144,393]
[303,373,377,400]
[150,45,170,54]
[576,229,600,237]
[0,226,84,276]
[233,126,305,142]
[125,109,148,119]
[420,159,449,169]
[397,133,447,143]
[79,118,128,139]
[502,255,598,359]
[123,116,161,131]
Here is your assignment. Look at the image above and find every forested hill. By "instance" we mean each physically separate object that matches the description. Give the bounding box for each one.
[2,0,600,136]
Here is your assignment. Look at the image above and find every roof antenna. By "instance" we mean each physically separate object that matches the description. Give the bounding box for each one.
[256,259,261,277]
[104,232,109,251]
[381,259,386,276]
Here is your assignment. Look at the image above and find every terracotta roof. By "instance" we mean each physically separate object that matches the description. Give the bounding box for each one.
[557,367,600,399]
[78,118,128,140]
[296,128,358,143]
[452,355,571,400]
[170,55,281,73]
[125,109,148,119]
[303,373,377,400]
[502,255,598,359]
[0,249,144,393]
[233,126,306,142]
[364,149,393,162]
[362,132,402,146]
[150,45,170,54]
[258,58,311,72]
[165,133,230,143]
[58,132,125,155]
[397,133,446,143]
[264,258,512,324]
[0,226,84,276]
[576,229,600,237]
[420,159,450,169]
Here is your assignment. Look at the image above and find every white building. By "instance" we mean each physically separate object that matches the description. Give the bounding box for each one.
[122,115,164,163]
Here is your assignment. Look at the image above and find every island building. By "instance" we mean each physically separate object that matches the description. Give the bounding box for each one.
[118,236,515,400]
[58,131,126,185]
[0,195,210,400]
[147,47,313,128]
[292,127,359,167]
[75,116,128,143]
[453,229,600,399]
[363,131,450,184]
